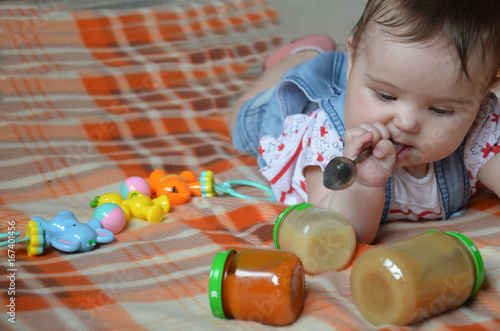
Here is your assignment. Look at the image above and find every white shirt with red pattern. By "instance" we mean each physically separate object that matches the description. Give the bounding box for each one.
[259,94,500,222]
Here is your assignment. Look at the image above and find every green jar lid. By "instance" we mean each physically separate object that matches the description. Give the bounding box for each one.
[443,231,485,297]
[273,202,313,249]
[208,249,236,319]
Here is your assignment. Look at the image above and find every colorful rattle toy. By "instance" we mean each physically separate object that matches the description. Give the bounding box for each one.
[146,169,275,204]
[90,191,170,223]
[0,210,114,256]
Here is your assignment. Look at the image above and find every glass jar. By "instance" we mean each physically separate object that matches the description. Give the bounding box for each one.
[273,203,356,274]
[208,248,305,326]
[350,230,484,326]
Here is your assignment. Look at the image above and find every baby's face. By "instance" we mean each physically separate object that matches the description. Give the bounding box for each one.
[344,28,492,169]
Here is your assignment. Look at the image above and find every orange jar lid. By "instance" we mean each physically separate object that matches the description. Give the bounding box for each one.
[208,249,236,319]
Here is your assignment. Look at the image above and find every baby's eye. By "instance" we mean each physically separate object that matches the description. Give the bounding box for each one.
[373,91,397,102]
[430,107,454,116]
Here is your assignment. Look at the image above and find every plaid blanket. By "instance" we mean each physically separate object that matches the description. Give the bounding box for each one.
[1,1,499,330]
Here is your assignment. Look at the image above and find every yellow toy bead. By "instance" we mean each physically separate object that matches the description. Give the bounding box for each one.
[153,195,170,214]
[143,205,164,223]
[25,221,44,257]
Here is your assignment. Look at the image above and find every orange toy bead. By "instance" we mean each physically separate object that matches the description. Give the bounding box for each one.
[180,170,197,183]
[156,178,191,205]
[146,169,167,192]
[189,181,202,197]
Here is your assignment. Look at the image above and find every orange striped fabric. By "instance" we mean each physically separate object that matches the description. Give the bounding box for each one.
[1,1,500,330]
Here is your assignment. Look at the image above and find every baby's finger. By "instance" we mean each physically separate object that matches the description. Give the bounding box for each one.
[344,132,373,158]
[344,126,369,142]
[372,139,397,161]
[357,122,391,145]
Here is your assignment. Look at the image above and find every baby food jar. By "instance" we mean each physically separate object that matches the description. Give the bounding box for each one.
[209,248,305,326]
[350,230,484,326]
[273,203,356,274]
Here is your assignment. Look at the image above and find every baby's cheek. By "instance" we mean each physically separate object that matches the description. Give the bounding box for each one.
[430,128,448,144]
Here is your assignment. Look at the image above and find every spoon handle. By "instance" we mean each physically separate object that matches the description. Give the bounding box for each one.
[353,147,373,164]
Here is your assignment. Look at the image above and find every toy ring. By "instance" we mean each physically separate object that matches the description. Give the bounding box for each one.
[213,179,275,200]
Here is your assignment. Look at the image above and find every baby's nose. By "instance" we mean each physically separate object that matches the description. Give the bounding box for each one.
[393,106,420,133]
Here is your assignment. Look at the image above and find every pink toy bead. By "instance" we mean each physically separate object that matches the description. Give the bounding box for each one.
[92,203,126,234]
[121,176,151,198]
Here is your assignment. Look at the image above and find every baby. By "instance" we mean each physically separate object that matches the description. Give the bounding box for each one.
[228,0,500,244]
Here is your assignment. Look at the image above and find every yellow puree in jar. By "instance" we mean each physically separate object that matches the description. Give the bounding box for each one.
[277,208,356,274]
[350,231,475,325]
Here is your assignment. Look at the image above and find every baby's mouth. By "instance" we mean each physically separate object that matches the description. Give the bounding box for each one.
[393,142,412,162]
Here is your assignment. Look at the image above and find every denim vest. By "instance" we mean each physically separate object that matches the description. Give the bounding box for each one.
[265,51,469,222]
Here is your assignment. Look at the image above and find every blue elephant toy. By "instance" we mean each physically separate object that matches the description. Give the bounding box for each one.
[0,210,115,256]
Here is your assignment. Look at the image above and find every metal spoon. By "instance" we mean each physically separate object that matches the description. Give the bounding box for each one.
[322,148,373,190]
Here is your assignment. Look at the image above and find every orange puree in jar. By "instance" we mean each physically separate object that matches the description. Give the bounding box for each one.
[350,231,484,325]
[209,248,305,326]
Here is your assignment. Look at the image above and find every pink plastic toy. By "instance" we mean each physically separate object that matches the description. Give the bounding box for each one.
[91,203,126,234]
[121,176,151,198]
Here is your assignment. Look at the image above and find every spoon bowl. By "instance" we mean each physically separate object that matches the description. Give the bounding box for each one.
[323,148,372,190]
[323,157,357,190]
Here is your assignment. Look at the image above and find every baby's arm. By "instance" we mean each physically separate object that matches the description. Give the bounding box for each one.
[306,166,387,244]
[477,153,500,198]
[306,122,397,244]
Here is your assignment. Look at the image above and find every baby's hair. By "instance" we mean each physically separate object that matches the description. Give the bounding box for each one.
[350,0,500,84]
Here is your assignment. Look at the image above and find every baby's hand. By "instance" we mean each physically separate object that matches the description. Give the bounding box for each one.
[344,122,396,188]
